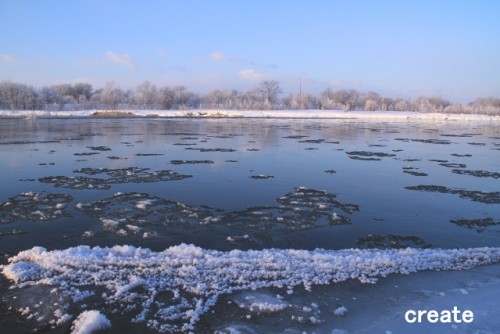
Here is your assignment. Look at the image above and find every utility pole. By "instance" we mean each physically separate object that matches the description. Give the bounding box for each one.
[299,77,304,109]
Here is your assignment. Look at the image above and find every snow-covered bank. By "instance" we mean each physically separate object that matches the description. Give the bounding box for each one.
[2,244,500,332]
[1,109,499,121]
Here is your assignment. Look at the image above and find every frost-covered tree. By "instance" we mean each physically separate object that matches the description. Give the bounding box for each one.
[158,86,175,110]
[1,80,499,115]
[91,82,123,109]
[257,80,282,108]
[39,86,62,105]
[171,86,200,109]
[319,88,337,110]
[133,81,159,108]
[73,83,93,104]
[0,81,41,110]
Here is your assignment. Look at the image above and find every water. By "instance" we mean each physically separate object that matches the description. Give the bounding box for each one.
[0,117,499,333]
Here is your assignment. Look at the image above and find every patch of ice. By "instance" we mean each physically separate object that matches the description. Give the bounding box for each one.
[70,310,111,334]
[334,305,348,316]
[81,231,94,239]
[142,231,157,239]
[232,292,289,313]
[100,218,120,231]
[126,224,142,234]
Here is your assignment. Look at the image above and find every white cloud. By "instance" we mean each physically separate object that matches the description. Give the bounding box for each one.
[210,52,226,61]
[210,51,240,62]
[238,68,267,80]
[105,51,136,69]
[0,54,17,62]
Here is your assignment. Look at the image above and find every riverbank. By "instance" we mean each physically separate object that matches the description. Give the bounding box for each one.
[1,109,499,121]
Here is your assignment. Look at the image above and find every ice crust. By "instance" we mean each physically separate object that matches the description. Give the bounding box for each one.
[2,244,500,332]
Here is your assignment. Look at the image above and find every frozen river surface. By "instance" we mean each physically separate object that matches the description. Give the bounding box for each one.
[0,117,499,333]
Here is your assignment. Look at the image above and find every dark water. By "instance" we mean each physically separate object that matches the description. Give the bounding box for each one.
[0,117,499,333]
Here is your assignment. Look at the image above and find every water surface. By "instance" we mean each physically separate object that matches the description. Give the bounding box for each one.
[0,117,499,333]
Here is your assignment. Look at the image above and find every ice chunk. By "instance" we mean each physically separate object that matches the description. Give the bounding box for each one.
[70,310,111,334]
[334,305,348,316]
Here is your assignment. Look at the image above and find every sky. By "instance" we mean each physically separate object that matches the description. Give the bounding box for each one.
[1,0,499,102]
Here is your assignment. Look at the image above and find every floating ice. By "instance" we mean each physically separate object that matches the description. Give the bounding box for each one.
[249,174,274,179]
[76,192,218,227]
[346,151,396,161]
[76,187,358,242]
[2,244,499,333]
[356,234,432,249]
[406,185,500,204]
[86,146,111,151]
[452,169,500,179]
[333,306,348,316]
[170,160,214,165]
[0,191,73,224]
[450,218,500,232]
[39,167,192,190]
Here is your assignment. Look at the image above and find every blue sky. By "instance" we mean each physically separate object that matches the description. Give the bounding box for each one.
[1,0,499,102]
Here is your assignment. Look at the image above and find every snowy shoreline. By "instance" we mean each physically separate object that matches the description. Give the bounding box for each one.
[2,244,500,333]
[1,109,499,121]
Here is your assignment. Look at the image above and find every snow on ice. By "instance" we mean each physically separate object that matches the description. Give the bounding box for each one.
[1,244,500,332]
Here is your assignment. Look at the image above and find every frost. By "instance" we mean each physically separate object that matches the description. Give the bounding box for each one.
[2,244,499,332]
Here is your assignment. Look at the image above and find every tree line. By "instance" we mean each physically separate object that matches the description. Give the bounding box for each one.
[0,80,499,115]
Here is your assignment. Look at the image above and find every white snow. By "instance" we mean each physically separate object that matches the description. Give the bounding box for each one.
[1,244,499,332]
[70,310,111,334]
[1,109,498,121]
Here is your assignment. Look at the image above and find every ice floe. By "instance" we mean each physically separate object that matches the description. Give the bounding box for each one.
[74,187,358,243]
[0,191,73,224]
[405,185,500,204]
[39,167,191,190]
[450,218,500,232]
